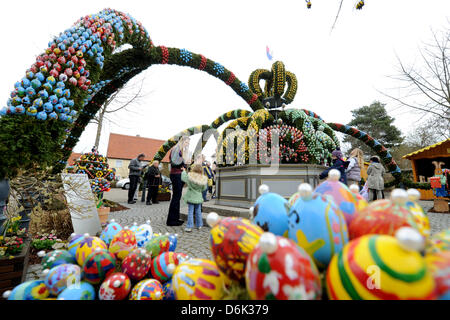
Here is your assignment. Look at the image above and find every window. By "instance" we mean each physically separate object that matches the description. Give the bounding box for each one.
[116,160,123,168]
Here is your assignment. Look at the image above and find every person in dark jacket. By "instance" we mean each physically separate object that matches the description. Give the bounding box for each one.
[145,160,161,205]
[128,153,145,204]
[319,149,348,184]
[166,137,190,226]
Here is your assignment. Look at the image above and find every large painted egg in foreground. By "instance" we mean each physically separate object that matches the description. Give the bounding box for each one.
[100,220,123,245]
[144,235,170,258]
[121,248,152,281]
[41,250,76,270]
[209,215,263,282]
[426,228,450,254]
[82,249,116,285]
[172,258,225,300]
[150,251,188,283]
[130,279,163,300]
[326,231,437,300]
[5,280,49,300]
[251,191,289,236]
[314,172,359,226]
[45,264,81,296]
[109,228,137,260]
[287,185,348,271]
[58,282,95,300]
[425,251,450,300]
[99,273,131,300]
[75,236,107,266]
[245,233,322,300]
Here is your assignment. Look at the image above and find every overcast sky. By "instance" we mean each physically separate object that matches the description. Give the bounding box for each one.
[1,0,449,160]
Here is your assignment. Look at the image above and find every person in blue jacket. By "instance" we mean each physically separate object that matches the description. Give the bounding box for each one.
[319,149,348,184]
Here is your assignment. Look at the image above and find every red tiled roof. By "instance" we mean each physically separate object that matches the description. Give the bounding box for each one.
[67,153,82,166]
[107,133,170,162]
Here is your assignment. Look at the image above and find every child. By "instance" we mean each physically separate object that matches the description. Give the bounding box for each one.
[319,149,348,185]
[181,164,208,232]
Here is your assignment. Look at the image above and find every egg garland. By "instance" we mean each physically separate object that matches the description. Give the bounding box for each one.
[82,248,117,285]
[250,185,290,236]
[121,248,152,281]
[58,282,96,300]
[245,233,322,300]
[208,213,264,282]
[39,249,76,270]
[130,279,164,300]
[144,234,171,259]
[134,220,153,247]
[2,280,50,300]
[99,272,132,300]
[109,227,137,260]
[314,169,360,226]
[287,183,348,270]
[348,189,422,240]
[100,219,123,245]
[326,228,437,300]
[44,264,82,296]
[75,235,108,266]
[172,258,225,300]
[149,252,188,283]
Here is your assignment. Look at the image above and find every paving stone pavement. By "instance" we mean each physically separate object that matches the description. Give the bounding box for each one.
[24,190,450,281]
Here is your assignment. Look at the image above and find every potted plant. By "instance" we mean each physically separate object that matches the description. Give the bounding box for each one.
[157,185,172,202]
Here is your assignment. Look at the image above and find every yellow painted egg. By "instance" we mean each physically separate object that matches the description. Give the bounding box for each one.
[74,235,107,266]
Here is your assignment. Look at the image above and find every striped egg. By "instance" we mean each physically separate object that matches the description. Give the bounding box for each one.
[210,217,264,281]
[288,193,348,270]
[67,234,84,256]
[326,234,437,300]
[130,279,163,300]
[82,249,116,285]
[149,252,187,283]
[172,259,225,300]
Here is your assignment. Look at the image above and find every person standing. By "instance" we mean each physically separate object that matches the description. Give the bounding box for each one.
[367,156,386,201]
[128,153,145,204]
[204,161,214,199]
[346,148,364,189]
[319,149,347,184]
[166,137,190,226]
[145,160,161,205]
[181,164,208,232]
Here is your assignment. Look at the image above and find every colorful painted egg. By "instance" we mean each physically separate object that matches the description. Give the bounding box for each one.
[58,282,95,300]
[326,230,437,300]
[288,191,301,207]
[162,279,175,300]
[82,249,116,285]
[403,189,430,237]
[121,248,152,281]
[40,250,76,270]
[349,194,421,240]
[172,258,225,300]
[425,251,450,300]
[135,221,152,247]
[314,171,360,226]
[208,214,264,282]
[245,233,322,300]
[45,264,82,296]
[144,235,170,258]
[130,279,163,300]
[150,252,188,283]
[287,184,348,270]
[99,273,132,300]
[75,235,107,266]
[100,220,123,245]
[168,233,178,252]
[109,228,137,260]
[426,228,450,254]
[251,187,289,236]
[130,222,139,233]
[5,280,49,300]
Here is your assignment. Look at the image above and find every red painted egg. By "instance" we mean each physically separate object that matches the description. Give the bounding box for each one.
[121,248,152,281]
[99,273,131,300]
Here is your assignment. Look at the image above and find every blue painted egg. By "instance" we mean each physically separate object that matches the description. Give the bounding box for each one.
[36,111,47,120]
[100,221,123,246]
[43,102,53,112]
[6,280,49,300]
[31,79,41,89]
[252,192,289,236]
[15,105,25,114]
[45,264,81,296]
[58,282,95,300]
[135,223,152,247]
[168,234,177,252]
[25,87,35,96]
[49,112,58,119]
[162,279,175,300]
[287,192,349,270]
[68,234,84,256]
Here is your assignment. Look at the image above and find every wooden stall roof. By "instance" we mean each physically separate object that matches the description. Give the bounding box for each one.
[403,138,450,160]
